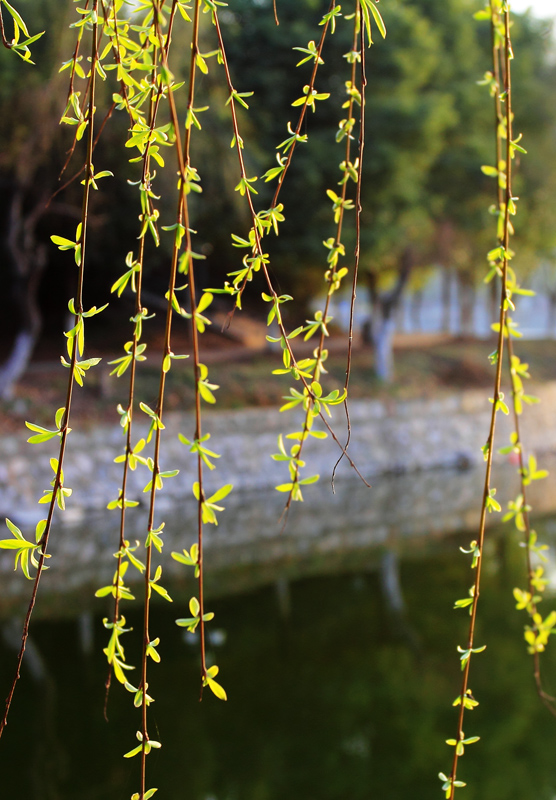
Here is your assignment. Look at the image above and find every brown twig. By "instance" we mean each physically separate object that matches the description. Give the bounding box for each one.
[447,6,514,796]
[214,2,368,511]
[0,0,100,741]
[103,0,171,719]
[333,4,366,488]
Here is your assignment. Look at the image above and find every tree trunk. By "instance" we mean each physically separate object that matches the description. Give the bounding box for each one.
[410,288,423,331]
[0,332,38,401]
[441,266,452,332]
[457,273,475,335]
[372,315,396,382]
[548,292,556,338]
[367,246,414,382]
[0,192,47,400]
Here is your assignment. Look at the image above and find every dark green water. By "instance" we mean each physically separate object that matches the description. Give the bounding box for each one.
[1,521,556,800]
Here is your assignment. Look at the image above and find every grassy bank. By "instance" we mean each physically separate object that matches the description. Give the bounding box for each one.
[2,335,555,431]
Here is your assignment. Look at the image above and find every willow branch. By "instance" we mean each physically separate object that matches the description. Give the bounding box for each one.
[448,6,513,795]
[0,1,99,740]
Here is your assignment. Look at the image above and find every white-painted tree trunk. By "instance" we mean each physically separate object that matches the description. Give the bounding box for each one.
[372,315,396,382]
[367,246,414,382]
[0,331,37,400]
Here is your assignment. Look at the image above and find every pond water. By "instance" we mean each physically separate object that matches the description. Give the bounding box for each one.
[1,469,556,799]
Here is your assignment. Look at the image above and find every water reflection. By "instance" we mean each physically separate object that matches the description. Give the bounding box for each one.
[1,501,556,798]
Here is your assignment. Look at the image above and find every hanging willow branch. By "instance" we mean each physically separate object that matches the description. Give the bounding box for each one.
[442,4,519,797]
[0,0,101,740]
[101,7,166,717]
[489,0,556,718]
[277,2,365,514]
[211,0,377,510]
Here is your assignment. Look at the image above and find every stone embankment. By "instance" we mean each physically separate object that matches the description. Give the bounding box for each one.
[2,383,556,614]
[2,382,556,526]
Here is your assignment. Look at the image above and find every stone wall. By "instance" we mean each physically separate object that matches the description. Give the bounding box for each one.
[2,384,556,614]
[2,381,556,527]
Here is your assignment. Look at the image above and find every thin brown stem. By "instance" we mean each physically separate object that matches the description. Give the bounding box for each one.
[65,1,90,103]
[271,1,334,208]
[448,6,513,796]
[333,5,366,487]
[227,0,335,313]
[173,0,210,693]
[103,232,147,721]
[0,0,99,740]
[103,0,168,715]
[505,337,556,716]
[157,0,209,691]
[135,4,185,792]
[281,6,362,514]
[488,0,556,718]
[214,4,368,505]
[0,4,12,49]
[52,101,115,204]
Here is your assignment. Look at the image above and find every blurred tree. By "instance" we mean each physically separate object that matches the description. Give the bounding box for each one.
[0,0,169,397]
[1,0,555,391]
[358,1,555,378]
[217,0,458,371]
[358,0,458,378]
[0,0,72,398]
[425,4,556,338]
[508,13,556,330]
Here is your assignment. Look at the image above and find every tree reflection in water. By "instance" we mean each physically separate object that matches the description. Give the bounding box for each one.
[1,517,556,799]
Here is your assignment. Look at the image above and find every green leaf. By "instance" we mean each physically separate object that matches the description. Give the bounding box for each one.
[367,0,386,38]
[50,235,76,249]
[481,165,498,177]
[207,677,227,700]
[25,421,58,444]
[299,474,320,485]
[35,519,46,543]
[2,0,30,36]
[208,484,233,503]
[0,539,33,549]
[175,616,199,630]
[123,744,143,759]
[5,518,24,540]
[197,292,213,315]
[150,582,173,602]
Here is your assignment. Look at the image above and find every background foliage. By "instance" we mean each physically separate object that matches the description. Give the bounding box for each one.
[1,0,555,352]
